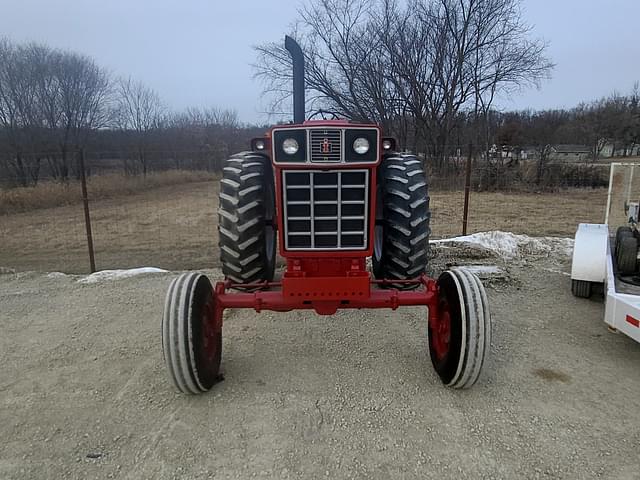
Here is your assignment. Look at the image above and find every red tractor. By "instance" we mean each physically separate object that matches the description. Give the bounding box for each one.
[162,37,491,394]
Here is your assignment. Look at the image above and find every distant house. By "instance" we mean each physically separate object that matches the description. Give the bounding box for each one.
[549,145,591,162]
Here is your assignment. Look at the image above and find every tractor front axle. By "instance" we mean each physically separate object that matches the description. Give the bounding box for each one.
[214,274,439,315]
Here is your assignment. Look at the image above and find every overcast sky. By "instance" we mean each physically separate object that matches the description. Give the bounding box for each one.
[1,0,639,123]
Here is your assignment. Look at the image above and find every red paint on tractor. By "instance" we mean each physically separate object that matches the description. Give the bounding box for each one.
[431,292,452,360]
[271,123,382,260]
[213,118,439,320]
[626,315,640,327]
[213,274,438,317]
[217,116,438,333]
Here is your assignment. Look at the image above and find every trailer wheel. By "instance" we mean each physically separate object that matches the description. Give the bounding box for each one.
[429,267,491,389]
[373,153,431,288]
[219,152,276,286]
[162,273,222,394]
[616,235,638,275]
[615,226,633,256]
[571,279,592,298]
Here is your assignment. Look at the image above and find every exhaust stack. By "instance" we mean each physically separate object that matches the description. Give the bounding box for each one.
[285,35,305,124]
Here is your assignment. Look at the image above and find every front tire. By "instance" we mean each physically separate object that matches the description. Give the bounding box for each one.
[218,152,276,285]
[429,267,491,389]
[162,273,222,394]
[372,153,431,287]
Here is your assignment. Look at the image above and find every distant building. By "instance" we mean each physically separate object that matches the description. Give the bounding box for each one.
[549,145,591,162]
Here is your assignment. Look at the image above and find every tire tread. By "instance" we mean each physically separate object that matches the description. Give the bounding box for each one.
[373,153,431,287]
[218,152,275,284]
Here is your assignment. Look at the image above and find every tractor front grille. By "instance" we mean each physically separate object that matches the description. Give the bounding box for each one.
[282,169,369,250]
[310,129,342,162]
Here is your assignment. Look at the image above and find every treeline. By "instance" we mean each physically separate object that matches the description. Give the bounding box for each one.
[493,88,640,158]
[0,38,263,187]
[3,0,639,191]
[455,87,640,189]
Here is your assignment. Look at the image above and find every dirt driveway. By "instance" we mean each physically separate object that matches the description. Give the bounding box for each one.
[1,242,639,479]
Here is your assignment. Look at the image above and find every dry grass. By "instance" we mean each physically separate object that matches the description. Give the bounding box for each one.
[0,180,608,274]
[0,170,218,215]
[430,188,608,238]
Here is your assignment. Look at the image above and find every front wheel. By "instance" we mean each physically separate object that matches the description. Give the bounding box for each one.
[428,267,491,389]
[162,273,223,394]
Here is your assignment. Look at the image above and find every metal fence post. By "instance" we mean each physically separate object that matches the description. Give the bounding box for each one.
[78,149,96,273]
[462,143,473,236]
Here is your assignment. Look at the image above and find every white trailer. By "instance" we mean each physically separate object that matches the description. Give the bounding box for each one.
[571,163,640,344]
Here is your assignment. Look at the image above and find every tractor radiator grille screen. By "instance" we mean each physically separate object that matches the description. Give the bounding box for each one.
[282,169,369,250]
[310,129,342,162]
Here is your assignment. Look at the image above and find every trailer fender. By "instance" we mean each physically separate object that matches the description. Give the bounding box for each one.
[570,223,608,283]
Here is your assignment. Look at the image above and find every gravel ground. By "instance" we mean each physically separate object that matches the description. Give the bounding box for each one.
[1,242,639,480]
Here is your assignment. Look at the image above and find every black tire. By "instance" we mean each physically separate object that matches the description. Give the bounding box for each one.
[218,152,276,285]
[615,226,633,256]
[372,153,431,287]
[571,279,592,298]
[617,235,637,275]
[162,273,222,394]
[429,267,491,389]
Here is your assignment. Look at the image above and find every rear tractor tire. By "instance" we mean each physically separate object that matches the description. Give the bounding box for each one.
[162,273,223,394]
[428,267,491,389]
[218,152,276,285]
[373,153,431,288]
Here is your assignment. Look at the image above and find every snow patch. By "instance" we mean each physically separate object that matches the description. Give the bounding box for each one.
[46,272,67,279]
[78,267,168,284]
[542,267,571,277]
[432,231,573,259]
[461,265,503,275]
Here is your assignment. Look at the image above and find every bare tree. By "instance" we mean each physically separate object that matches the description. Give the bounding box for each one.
[465,0,553,162]
[254,0,398,125]
[165,107,242,171]
[0,39,47,186]
[254,0,553,172]
[115,77,165,175]
[48,50,112,179]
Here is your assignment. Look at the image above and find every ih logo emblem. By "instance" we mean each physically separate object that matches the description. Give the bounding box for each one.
[321,138,332,154]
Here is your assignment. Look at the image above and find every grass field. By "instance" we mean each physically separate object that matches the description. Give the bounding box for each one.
[0,179,608,273]
[0,170,217,215]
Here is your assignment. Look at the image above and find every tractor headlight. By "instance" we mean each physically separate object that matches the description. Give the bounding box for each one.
[283,138,299,155]
[353,137,370,155]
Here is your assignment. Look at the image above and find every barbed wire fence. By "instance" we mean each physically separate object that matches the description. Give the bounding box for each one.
[0,146,614,274]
